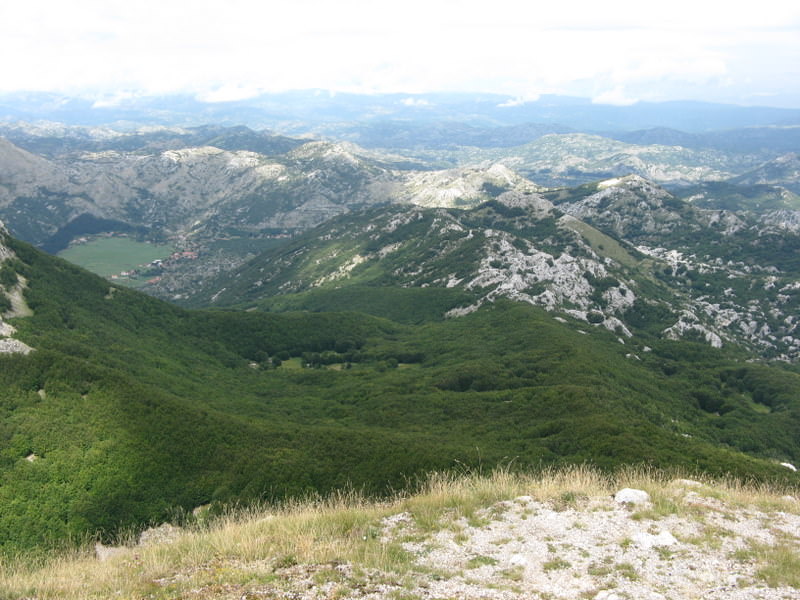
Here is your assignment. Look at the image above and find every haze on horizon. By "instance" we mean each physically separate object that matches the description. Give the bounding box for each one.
[1,0,799,109]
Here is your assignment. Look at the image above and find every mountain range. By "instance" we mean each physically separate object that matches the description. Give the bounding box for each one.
[1,122,799,306]
[3,91,800,132]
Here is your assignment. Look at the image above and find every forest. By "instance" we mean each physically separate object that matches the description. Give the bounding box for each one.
[1,233,799,555]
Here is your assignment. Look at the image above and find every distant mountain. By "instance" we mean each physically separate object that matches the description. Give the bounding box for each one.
[731,153,800,193]
[326,120,576,149]
[3,91,800,132]
[432,133,760,187]
[0,134,535,245]
[2,124,799,312]
[676,181,800,213]
[0,122,304,159]
[607,126,800,155]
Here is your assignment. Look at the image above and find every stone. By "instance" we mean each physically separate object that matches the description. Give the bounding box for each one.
[508,553,529,567]
[138,523,180,546]
[633,530,678,549]
[0,338,34,355]
[595,591,623,600]
[614,488,650,505]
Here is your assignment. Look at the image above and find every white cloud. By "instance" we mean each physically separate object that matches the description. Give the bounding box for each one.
[400,98,431,107]
[0,1,797,106]
[592,87,639,106]
[196,85,264,103]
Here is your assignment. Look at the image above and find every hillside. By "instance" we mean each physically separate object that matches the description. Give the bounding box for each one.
[2,224,800,555]
[189,177,800,361]
[732,153,800,194]
[3,467,798,599]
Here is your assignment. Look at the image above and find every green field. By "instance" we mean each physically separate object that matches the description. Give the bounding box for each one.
[58,237,173,284]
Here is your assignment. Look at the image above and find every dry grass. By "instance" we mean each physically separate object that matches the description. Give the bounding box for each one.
[1,465,797,599]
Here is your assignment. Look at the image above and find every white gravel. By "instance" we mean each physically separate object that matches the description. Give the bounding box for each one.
[365,485,800,599]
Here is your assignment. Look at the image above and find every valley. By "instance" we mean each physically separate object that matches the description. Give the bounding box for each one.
[1,93,799,572]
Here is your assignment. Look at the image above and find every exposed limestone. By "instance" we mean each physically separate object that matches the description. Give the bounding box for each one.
[453,228,636,327]
[0,338,33,354]
[402,163,539,209]
[138,523,181,546]
[664,318,724,349]
[0,319,15,337]
[312,254,367,287]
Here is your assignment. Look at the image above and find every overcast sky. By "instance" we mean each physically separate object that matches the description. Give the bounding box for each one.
[1,0,798,107]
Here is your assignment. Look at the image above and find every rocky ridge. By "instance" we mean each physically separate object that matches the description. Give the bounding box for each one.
[733,153,800,193]
[196,195,646,339]
[548,176,800,359]
[197,177,800,359]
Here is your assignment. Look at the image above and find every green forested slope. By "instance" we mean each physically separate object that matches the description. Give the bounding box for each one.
[1,234,799,555]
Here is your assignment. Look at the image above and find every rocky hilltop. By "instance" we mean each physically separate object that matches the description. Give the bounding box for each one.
[5,467,798,599]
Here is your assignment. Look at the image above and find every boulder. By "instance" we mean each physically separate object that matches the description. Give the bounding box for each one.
[633,530,678,549]
[614,488,650,505]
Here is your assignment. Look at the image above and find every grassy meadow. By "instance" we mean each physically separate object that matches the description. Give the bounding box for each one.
[57,237,173,284]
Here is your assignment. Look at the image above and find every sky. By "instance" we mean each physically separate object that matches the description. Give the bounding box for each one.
[1,0,799,107]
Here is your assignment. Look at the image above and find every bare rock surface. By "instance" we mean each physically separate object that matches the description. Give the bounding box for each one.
[179,486,799,600]
[614,488,651,505]
[362,492,800,600]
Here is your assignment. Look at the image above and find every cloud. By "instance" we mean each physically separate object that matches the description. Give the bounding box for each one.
[592,87,639,106]
[196,86,264,103]
[91,91,141,108]
[498,94,542,108]
[0,1,797,107]
[400,98,431,107]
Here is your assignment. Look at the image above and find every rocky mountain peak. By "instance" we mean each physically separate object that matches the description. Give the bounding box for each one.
[402,162,539,209]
